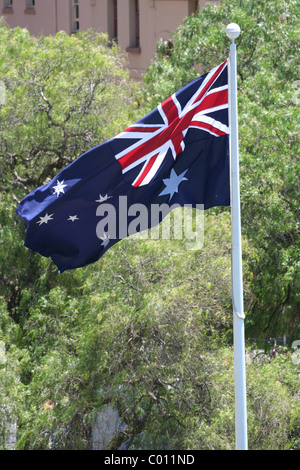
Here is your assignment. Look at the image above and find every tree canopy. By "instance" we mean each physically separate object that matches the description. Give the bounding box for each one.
[144,0,300,340]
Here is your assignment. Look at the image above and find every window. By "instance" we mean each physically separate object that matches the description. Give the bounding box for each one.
[24,0,35,14]
[188,0,198,15]
[134,0,140,48]
[108,0,118,43]
[127,0,140,52]
[3,0,13,11]
[72,0,80,33]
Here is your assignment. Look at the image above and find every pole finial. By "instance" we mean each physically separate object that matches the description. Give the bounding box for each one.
[226,23,241,41]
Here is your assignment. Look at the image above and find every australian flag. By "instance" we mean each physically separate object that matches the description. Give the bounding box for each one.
[16,60,230,273]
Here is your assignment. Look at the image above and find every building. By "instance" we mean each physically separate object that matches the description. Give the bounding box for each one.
[1,0,220,78]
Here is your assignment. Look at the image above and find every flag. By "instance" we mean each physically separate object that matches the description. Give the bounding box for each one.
[16,60,229,273]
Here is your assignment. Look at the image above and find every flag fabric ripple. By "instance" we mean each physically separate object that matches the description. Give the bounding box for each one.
[16,60,230,272]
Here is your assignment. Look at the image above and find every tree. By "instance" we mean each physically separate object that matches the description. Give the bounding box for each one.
[144,0,300,340]
[0,20,137,449]
[0,22,135,196]
[0,20,136,320]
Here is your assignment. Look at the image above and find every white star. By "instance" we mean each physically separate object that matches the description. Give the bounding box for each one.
[68,215,79,222]
[37,213,54,226]
[53,180,67,197]
[159,168,188,201]
[95,194,112,203]
[100,233,110,248]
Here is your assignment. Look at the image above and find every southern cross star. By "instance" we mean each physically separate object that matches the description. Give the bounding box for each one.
[100,233,110,248]
[68,215,79,222]
[159,168,188,201]
[53,180,67,197]
[36,213,54,226]
[95,194,112,203]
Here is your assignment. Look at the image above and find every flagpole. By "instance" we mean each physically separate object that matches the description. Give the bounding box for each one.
[226,23,248,451]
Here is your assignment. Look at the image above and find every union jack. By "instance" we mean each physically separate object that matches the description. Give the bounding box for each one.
[115,60,228,187]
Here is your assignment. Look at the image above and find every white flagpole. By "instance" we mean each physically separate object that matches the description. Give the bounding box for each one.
[226,23,248,450]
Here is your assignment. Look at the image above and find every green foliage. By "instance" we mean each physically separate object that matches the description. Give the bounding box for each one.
[0,20,136,449]
[0,21,135,194]
[144,0,300,340]
[74,215,234,449]
[144,0,299,103]
[183,349,300,450]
